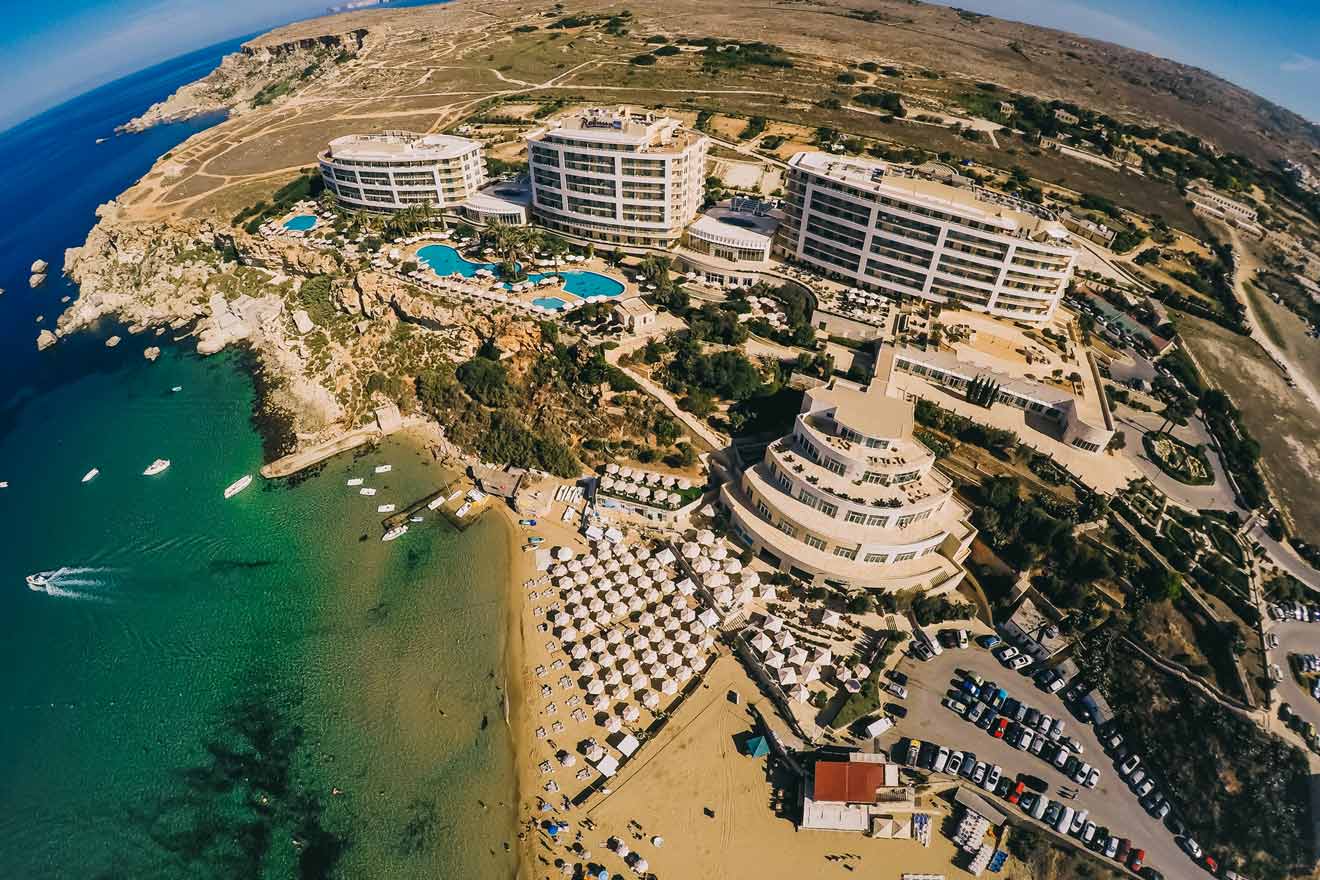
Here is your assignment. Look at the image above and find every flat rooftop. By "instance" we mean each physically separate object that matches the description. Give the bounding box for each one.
[790,151,1069,243]
[807,383,914,441]
[532,106,703,152]
[326,132,478,162]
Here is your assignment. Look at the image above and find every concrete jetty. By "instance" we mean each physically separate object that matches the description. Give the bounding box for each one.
[260,403,403,479]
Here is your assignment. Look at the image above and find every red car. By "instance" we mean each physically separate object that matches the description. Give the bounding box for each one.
[1128,848,1145,872]
[993,717,1010,738]
[1204,856,1219,873]
[1008,781,1025,805]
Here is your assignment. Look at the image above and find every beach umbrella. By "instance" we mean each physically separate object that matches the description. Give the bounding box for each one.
[775,630,796,650]
[682,643,699,659]
[606,629,624,646]
[803,664,821,683]
[765,651,785,670]
[627,596,645,612]
[844,678,863,693]
[677,579,696,597]
[611,684,629,701]
[676,665,695,683]
[740,569,760,587]
[643,558,660,573]
[791,684,812,703]
[707,571,729,588]
[788,646,809,666]
[679,607,696,623]
[566,589,583,604]
[642,690,660,709]
[622,705,640,722]
[778,667,798,686]
[665,652,683,669]
[567,559,583,573]
[581,554,597,567]
[554,612,572,627]
[691,621,707,637]
[552,565,568,578]
[641,649,659,665]
[606,716,622,732]
[572,644,589,660]
[711,545,728,561]
[579,620,598,636]
[627,564,644,579]
[589,598,606,614]
[623,658,641,677]
[639,611,656,627]
[696,529,715,546]
[605,668,623,686]
[715,587,734,606]
[586,743,605,761]
[556,546,573,562]
[762,614,783,633]
[691,557,712,575]
[616,642,634,658]
[698,608,718,627]
[633,858,649,875]
[605,463,619,475]
[700,635,715,651]
[558,753,577,767]
[574,571,589,585]
[655,547,676,566]
[723,559,743,575]
[821,609,842,627]
[579,660,598,676]
[561,626,579,641]
[618,467,633,479]
[660,678,678,695]
[681,542,701,559]
[620,583,637,599]
[636,574,654,590]
[587,680,605,695]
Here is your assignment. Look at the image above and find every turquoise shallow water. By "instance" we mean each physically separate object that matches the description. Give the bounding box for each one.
[0,31,517,880]
[283,214,318,231]
[418,243,625,305]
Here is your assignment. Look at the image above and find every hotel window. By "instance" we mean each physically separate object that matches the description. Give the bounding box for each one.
[823,457,847,477]
[845,511,867,525]
[862,471,886,485]
[894,551,917,562]
[865,514,889,527]
[833,546,857,560]
[797,487,818,509]
[775,472,792,493]
[804,534,826,551]
[864,552,888,564]
[865,437,889,449]
[776,521,798,539]
[896,514,916,528]
[756,499,771,519]
[817,500,839,519]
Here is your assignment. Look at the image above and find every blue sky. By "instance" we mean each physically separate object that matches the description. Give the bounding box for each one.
[0,0,1316,133]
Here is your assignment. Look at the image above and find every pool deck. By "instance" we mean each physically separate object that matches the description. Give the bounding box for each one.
[409,240,633,313]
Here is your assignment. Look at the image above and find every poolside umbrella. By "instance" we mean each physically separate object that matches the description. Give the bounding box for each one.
[587,680,605,695]
[775,630,796,650]
[711,545,728,561]
[660,678,678,695]
[579,660,598,676]
[740,569,760,587]
[788,646,809,666]
[844,678,863,694]
[681,542,701,559]
[715,587,734,606]
[803,664,821,683]
[750,631,773,653]
[622,705,640,722]
[762,614,783,633]
[655,547,676,566]
[811,647,833,666]
[765,651,785,670]
[698,608,719,627]
[778,667,798,686]
[556,547,573,562]
[605,463,619,475]
[723,559,743,574]
[606,716,622,733]
[642,690,660,709]
[821,609,841,627]
[791,684,812,703]
[619,467,633,479]
[696,529,715,546]
[853,663,871,680]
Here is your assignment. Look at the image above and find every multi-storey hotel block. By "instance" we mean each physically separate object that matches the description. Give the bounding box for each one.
[721,380,975,595]
[525,107,708,249]
[776,152,1078,322]
[318,132,488,211]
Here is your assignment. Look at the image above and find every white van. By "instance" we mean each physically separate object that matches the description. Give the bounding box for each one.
[1055,806,1075,834]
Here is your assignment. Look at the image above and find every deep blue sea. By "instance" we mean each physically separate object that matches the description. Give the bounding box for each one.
[0,24,517,880]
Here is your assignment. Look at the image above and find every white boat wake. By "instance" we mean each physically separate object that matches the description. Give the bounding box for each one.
[25,566,119,602]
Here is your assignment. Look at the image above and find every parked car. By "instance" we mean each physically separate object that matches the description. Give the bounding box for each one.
[978,634,1001,649]
[887,682,909,700]
[966,701,985,724]
[1029,735,1047,757]
[1105,732,1124,752]
[887,669,908,686]
[946,751,965,776]
[1052,747,1072,770]
[959,752,977,779]
[1009,655,1032,671]
[1024,707,1042,728]
[932,747,950,774]
[1035,712,1052,735]
[1181,838,1203,860]
[1136,778,1155,798]
[917,741,936,769]
[1018,731,1035,753]
[1129,768,1148,788]
[1081,821,1097,845]
[957,629,969,649]
[1008,780,1025,805]
[942,696,967,716]
[976,709,997,731]
[1070,808,1089,834]
[1045,675,1065,694]
[1073,762,1093,785]
[1129,848,1146,872]
[971,761,987,786]
[1116,838,1131,864]
[1119,754,1142,776]
[1104,836,1120,859]
[982,764,1002,792]
[886,702,908,719]
[1084,767,1100,788]
[993,717,1010,739]
[996,645,1020,663]
[905,739,921,766]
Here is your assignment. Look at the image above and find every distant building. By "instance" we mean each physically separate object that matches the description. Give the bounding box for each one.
[319,132,487,212]
[525,106,708,248]
[776,152,1077,322]
[1062,212,1117,248]
[1053,108,1080,126]
[721,379,975,595]
[679,197,782,287]
[1186,182,1262,235]
[998,101,1015,117]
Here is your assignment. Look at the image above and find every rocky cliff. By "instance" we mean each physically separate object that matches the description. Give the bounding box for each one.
[118,28,367,133]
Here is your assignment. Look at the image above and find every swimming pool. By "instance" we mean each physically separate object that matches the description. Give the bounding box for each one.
[532,296,568,311]
[283,214,317,231]
[418,244,625,304]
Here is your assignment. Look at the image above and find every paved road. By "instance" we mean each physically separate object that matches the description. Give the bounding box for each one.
[1111,405,1243,512]
[878,645,1206,880]
[1251,524,1320,592]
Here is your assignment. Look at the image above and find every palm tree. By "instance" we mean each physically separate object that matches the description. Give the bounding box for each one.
[542,234,570,270]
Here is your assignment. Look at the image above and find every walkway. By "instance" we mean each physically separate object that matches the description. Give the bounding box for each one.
[1110,403,1244,512]
[604,335,729,453]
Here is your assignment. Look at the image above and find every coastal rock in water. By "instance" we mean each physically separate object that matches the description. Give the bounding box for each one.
[144,346,161,362]
[29,273,46,288]
[36,329,57,351]
[31,259,48,274]
[106,335,122,348]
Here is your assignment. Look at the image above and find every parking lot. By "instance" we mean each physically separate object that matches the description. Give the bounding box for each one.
[1264,618,1320,732]
[877,642,1209,880]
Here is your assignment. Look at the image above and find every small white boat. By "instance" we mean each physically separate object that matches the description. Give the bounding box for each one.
[427,495,446,510]
[347,478,364,487]
[382,525,408,542]
[446,489,464,502]
[171,386,182,392]
[359,487,377,496]
[82,468,99,483]
[455,502,473,518]
[377,503,396,514]
[25,573,48,589]
[0,481,7,489]
[466,488,488,503]
[224,475,253,499]
[143,459,170,476]
[409,515,424,523]
[374,464,393,474]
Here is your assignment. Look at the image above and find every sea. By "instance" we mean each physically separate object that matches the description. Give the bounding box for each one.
[0,30,518,880]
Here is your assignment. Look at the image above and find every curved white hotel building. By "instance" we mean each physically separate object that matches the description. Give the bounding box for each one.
[525,107,707,249]
[318,132,487,211]
[776,152,1077,322]
[721,380,975,595]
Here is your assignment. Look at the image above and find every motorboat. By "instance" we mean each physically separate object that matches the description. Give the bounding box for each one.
[382,525,408,542]
[82,468,99,483]
[527,536,544,545]
[427,495,446,510]
[224,475,253,499]
[374,464,393,474]
[347,478,364,487]
[25,573,48,589]
[377,503,396,514]
[143,459,170,476]
[359,487,377,496]
[170,386,182,392]
[518,519,537,527]
[409,516,424,523]
[455,502,473,518]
